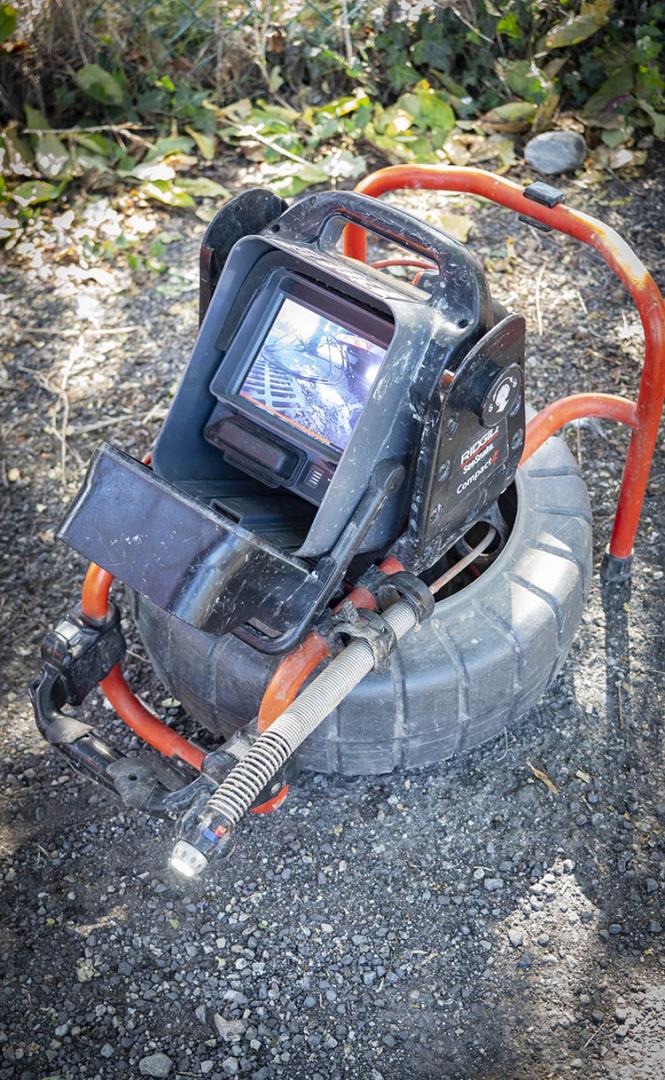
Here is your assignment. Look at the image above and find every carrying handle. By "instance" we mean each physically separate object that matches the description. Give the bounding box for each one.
[273,190,491,321]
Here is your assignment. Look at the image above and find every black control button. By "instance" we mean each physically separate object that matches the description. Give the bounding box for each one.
[216,419,297,479]
[479,364,522,428]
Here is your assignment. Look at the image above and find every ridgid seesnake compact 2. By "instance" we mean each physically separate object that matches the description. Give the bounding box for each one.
[31,167,665,877]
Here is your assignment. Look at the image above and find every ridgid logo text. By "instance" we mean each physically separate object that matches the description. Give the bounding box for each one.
[460,427,499,467]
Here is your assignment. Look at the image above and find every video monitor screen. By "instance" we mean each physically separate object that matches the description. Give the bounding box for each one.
[238,297,387,452]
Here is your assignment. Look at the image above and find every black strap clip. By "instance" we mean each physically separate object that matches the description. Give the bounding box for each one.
[519,181,566,233]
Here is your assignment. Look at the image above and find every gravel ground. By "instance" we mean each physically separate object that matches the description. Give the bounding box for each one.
[1,149,664,1080]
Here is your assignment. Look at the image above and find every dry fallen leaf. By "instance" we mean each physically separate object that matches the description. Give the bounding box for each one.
[527,759,558,795]
[431,209,473,244]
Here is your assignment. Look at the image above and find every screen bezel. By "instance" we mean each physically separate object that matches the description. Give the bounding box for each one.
[209,272,394,462]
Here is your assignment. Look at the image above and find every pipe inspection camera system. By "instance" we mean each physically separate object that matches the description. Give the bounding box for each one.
[31,169,665,878]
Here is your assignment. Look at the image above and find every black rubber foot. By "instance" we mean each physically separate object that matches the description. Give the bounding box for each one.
[600,549,633,584]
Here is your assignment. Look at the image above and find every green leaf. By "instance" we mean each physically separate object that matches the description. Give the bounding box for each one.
[141,179,195,208]
[601,127,631,147]
[305,90,372,144]
[412,34,452,70]
[583,65,633,116]
[394,84,456,139]
[484,102,538,124]
[174,176,230,197]
[363,127,419,164]
[263,161,328,198]
[75,64,124,106]
[544,0,613,49]
[11,180,61,207]
[184,127,217,161]
[312,90,370,120]
[316,149,366,181]
[431,209,474,243]
[69,148,111,175]
[24,105,50,131]
[224,99,298,143]
[638,100,665,139]
[379,104,415,137]
[497,59,552,105]
[0,3,17,43]
[385,59,418,92]
[115,151,137,172]
[35,132,69,179]
[408,135,439,163]
[496,12,522,41]
[143,135,195,163]
[73,132,113,158]
[24,105,70,178]
[2,122,33,175]
[421,96,455,136]
[129,160,176,182]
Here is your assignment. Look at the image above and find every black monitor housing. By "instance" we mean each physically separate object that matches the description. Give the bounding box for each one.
[58,189,526,652]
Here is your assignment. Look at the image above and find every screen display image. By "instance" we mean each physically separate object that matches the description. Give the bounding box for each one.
[239,297,387,452]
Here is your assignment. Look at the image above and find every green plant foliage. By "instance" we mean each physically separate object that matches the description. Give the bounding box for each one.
[23,106,70,179]
[374,22,417,92]
[143,135,195,162]
[141,179,196,207]
[583,65,634,117]
[496,12,523,42]
[185,127,217,160]
[1,0,664,244]
[12,179,62,206]
[175,176,229,197]
[543,0,613,50]
[365,80,457,163]
[263,161,329,198]
[75,64,125,106]
[75,133,112,157]
[2,122,33,176]
[497,59,553,105]
[638,100,665,138]
[486,101,538,124]
[0,3,17,43]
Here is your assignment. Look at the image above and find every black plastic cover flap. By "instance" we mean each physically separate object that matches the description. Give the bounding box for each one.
[58,445,322,638]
